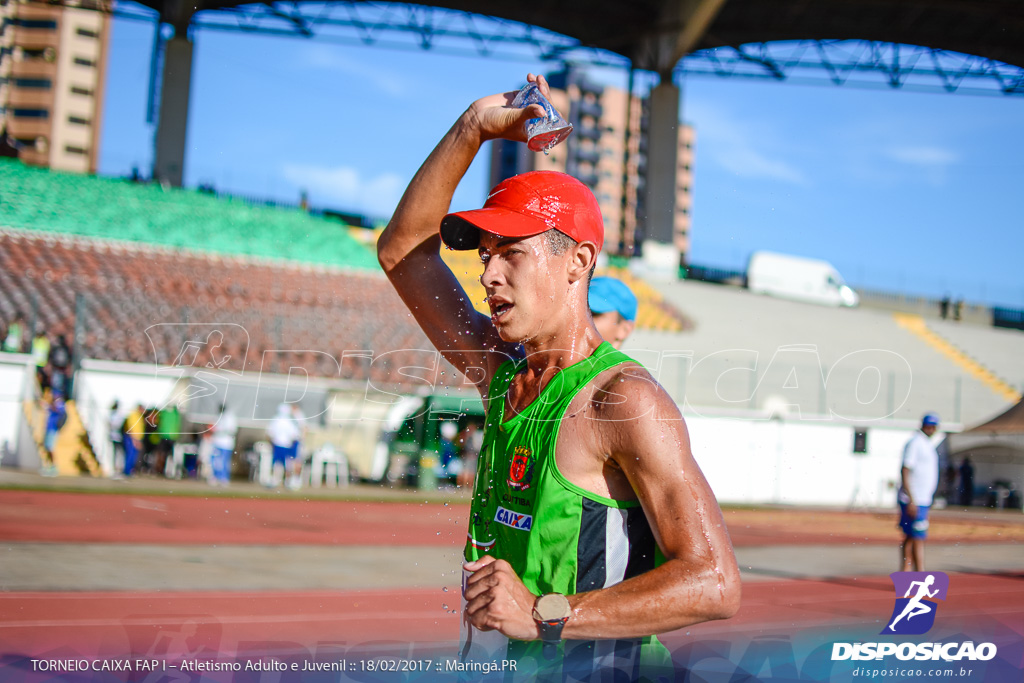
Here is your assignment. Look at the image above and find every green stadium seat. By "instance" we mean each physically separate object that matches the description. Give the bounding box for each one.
[0,158,379,271]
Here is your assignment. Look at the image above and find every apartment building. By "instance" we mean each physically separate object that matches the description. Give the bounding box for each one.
[490,68,694,263]
[0,0,109,173]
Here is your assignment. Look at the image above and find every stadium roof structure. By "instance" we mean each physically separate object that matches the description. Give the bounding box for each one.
[0,158,379,271]
[965,398,1024,435]
[121,0,1022,188]
[139,0,1024,75]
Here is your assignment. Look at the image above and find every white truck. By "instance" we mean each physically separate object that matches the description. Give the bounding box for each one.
[747,251,859,307]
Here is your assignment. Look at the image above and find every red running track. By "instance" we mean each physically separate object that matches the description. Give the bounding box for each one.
[0,490,468,546]
[3,490,1022,680]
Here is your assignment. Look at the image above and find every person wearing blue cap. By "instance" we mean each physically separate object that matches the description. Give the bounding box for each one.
[898,413,941,571]
[588,277,637,349]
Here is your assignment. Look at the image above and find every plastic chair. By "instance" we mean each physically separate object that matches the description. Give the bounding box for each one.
[253,441,273,487]
[166,443,197,479]
[309,443,348,488]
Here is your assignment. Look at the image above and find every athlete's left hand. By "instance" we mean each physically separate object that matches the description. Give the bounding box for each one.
[463,556,541,641]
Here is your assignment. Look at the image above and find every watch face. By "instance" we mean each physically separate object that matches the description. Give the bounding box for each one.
[534,593,572,621]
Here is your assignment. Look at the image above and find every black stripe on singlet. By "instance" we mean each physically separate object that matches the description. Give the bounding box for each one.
[623,505,658,580]
[575,498,608,593]
[564,500,606,682]
[567,500,659,683]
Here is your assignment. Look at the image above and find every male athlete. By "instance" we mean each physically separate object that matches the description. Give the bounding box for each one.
[378,74,740,678]
[898,413,941,571]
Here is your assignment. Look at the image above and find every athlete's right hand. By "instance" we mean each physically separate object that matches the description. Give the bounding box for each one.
[463,74,551,144]
[463,555,540,641]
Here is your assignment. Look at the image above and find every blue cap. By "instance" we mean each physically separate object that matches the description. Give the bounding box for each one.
[922,413,940,426]
[589,277,638,322]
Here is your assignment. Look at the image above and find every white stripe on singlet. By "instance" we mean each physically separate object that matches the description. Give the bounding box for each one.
[604,507,631,588]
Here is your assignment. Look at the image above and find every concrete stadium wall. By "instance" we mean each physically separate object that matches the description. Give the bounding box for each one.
[687,415,917,508]
[0,353,36,469]
[74,360,181,475]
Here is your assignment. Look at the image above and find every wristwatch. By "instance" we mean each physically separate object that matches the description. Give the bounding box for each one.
[532,593,572,643]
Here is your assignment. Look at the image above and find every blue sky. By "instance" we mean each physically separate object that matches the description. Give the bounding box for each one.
[100,17,1024,307]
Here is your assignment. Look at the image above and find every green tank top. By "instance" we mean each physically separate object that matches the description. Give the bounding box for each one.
[461,342,672,681]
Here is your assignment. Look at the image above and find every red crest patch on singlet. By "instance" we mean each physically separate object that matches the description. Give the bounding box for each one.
[507,445,534,490]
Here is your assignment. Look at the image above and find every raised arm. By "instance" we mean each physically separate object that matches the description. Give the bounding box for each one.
[377,76,550,393]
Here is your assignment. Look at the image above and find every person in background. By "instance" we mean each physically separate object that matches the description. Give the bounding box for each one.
[122,403,146,478]
[108,400,124,476]
[210,404,237,486]
[48,334,72,398]
[456,422,483,489]
[958,456,974,506]
[267,403,300,489]
[898,413,941,572]
[44,395,66,457]
[32,330,50,392]
[436,421,462,486]
[141,407,161,474]
[288,403,306,491]
[588,276,638,350]
[3,314,25,353]
[156,405,181,476]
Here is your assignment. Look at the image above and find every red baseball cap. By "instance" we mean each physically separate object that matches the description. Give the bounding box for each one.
[440,171,604,252]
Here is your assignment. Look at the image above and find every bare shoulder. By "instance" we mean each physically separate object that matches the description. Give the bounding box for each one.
[589,362,683,425]
[583,361,694,480]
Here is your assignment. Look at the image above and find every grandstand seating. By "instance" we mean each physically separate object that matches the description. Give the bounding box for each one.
[0,231,454,390]
[0,158,378,270]
[927,319,1024,394]
[627,279,1022,427]
[5,157,1016,427]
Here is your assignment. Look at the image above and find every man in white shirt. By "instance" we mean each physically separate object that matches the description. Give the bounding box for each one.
[210,404,238,486]
[898,413,941,571]
[267,403,301,489]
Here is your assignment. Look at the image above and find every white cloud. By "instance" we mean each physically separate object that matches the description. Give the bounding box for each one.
[717,144,807,185]
[297,44,408,97]
[686,101,807,185]
[885,145,958,167]
[283,163,404,216]
[880,145,959,186]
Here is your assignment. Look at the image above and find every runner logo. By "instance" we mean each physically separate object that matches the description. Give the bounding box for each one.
[882,571,949,635]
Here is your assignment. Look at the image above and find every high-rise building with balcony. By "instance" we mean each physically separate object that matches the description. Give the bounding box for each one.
[0,0,109,173]
[489,68,694,264]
